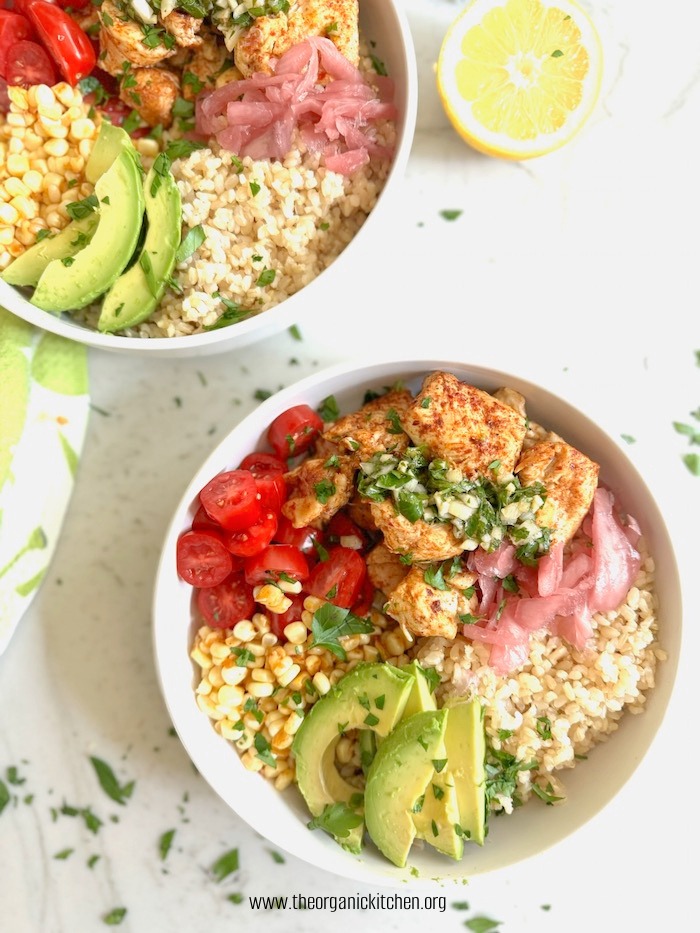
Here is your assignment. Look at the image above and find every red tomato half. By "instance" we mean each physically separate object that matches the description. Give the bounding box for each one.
[225,509,278,558]
[274,515,321,555]
[191,504,221,534]
[176,530,232,589]
[351,572,375,618]
[197,573,255,630]
[266,592,305,642]
[3,37,54,85]
[244,544,309,587]
[0,11,33,79]
[306,546,367,609]
[325,512,369,551]
[267,404,324,460]
[254,473,286,514]
[199,469,261,533]
[239,452,287,475]
[25,1,96,84]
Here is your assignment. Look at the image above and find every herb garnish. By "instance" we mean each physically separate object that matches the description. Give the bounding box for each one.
[102,907,127,925]
[66,194,99,221]
[89,756,134,806]
[307,801,363,839]
[175,224,205,264]
[211,847,239,881]
[314,479,336,504]
[309,603,373,660]
[318,394,340,422]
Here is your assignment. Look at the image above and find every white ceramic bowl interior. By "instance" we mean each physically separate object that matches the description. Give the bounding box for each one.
[0,0,417,358]
[152,358,682,885]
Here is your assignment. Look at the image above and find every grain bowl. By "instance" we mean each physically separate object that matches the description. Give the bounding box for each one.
[0,0,416,358]
[152,358,681,884]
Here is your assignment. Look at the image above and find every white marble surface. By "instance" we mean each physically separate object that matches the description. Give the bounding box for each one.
[1,0,698,930]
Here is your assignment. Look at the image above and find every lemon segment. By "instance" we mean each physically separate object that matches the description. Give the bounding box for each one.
[437,0,603,159]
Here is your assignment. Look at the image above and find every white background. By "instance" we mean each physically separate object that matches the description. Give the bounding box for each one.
[1,1,698,930]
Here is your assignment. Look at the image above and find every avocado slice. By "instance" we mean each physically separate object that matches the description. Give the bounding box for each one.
[31,151,145,313]
[443,696,487,845]
[97,156,182,333]
[85,121,138,184]
[358,728,377,775]
[293,662,414,853]
[364,709,448,868]
[401,661,438,719]
[1,215,99,288]
[412,770,464,861]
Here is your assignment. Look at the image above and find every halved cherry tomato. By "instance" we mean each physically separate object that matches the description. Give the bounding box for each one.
[225,509,278,558]
[24,1,96,84]
[3,37,53,85]
[325,512,369,551]
[306,545,367,609]
[0,11,33,78]
[176,530,233,589]
[351,572,375,618]
[0,77,9,113]
[244,544,309,587]
[267,404,324,460]
[254,473,286,514]
[197,572,255,629]
[274,515,322,555]
[199,469,261,533]
[239,452,287,475]
[191,504,221,534]
[266,592,305,642]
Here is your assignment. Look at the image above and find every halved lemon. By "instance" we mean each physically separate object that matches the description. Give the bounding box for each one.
[436,0,603,159]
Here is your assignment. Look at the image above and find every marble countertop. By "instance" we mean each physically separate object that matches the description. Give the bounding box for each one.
[1,1,698,930]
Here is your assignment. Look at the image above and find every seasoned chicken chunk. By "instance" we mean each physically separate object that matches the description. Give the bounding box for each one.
[120,67,180,128]
[345,495,378,534]
[370,500,464,563]
[402,372,527,478]
[322,388,413,461]
[234,0,359,77]
[385,566,458,640]
[366,543,409,597]
[162,10,203,48]
[181,28,232,100]
[515,440,599,545]
[99,2,176,73]
[281,457,355,529]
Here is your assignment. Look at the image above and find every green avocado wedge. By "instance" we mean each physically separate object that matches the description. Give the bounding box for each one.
[1,215,99,289]
[292,663,415,854]
[31,150,145,313]
[364,709,448,868]
[97,154,182,333]
[443,696,487,845]
[85,121,136,184]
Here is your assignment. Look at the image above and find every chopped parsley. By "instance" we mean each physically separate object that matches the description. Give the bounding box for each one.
[307,801,363,839]
[89,757,134,806]
[66,194,99,221]
[175,224,205,264]
[250,180,261,196]
[318,394,340,422]
[309,603,373,660]
[211,847,240,881]
[254,733,276,767]
[370,53,388,76]
[102,907,127,925]
[440,209,463,221]
[314,479,336,504]
[256,268,276,287]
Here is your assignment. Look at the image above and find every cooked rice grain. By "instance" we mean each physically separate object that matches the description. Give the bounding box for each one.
[413,541,665,812]
[130,122,393,338]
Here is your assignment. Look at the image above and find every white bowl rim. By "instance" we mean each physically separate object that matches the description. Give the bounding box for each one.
[152,354,683,885]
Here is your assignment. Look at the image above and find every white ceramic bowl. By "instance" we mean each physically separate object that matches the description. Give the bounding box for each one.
[152,358,681,885]
[0,0,417,359]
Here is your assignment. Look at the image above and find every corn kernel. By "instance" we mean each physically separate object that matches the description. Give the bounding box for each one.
[4,177,30,199]
[247,681,274,698]
[283,711,303,736]
[207,666,225,689]
[7,87,28,110]
[277,663,301,688]
[44,136,70,155]
[312,672,331,695]
[6,154,29,177]
[69,118,96,141]
[218,684,244,708]
[232,619,256,642]
[274,768,295,791]
[21,171,43,194]
[220,661,247,686]
[283,621,308,645]
[10,196,37,220]
[240,750,264,772]
[0,204,19,225]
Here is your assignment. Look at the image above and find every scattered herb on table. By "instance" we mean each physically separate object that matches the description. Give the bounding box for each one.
[159,828,176,860]
[228,893,244,904]
[102,907,127,925]
[289,324,302,341]
[464,918,501,932]
[211,847,239,882]
[89,757,134,806]
[440,209,463,221]
[268,849,285,863]
[54,848,74,860]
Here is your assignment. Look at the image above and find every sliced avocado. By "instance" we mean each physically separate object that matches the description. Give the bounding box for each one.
[292,662,414,853]
[364,709,448,868]
[443,696,487,845]
[85,121,138,184]
[97,156,182,332]
[412,771,464,861]
[401,661,438,719]
[1,215,99,288]
[31,151,145,313]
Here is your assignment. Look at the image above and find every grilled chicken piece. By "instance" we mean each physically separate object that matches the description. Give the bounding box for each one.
[162,10,203,48]
[120,67,180,128]
[345,495,378,533]
[281,456,356,529]
[234,0,359,77]
[99,1,176,73]
[322,388,413,461]
[181,27,232,99]
[385,566,459,640]
[402,372,527,478]
[370,500,464,563]
[515,440,599,545]
[366,543,409,597]
[493,385,563,452]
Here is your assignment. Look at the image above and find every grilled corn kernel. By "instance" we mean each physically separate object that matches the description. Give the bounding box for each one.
[232,620,256,642]
[312,672,331,695]
[277,663,301,688]
[247,681,274,698]
[254,583,292,614]
[283,621,308,645]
